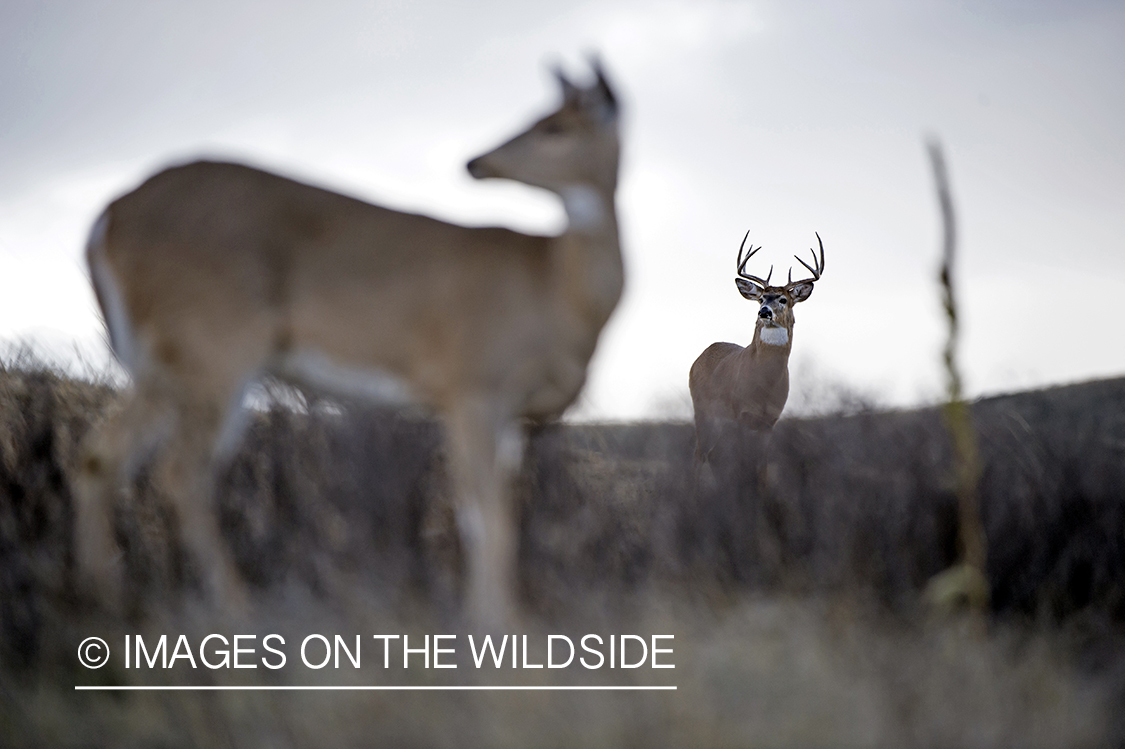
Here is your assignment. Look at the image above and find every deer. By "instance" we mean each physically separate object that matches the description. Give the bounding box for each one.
[689,232,825,475]
[74,61,623,626]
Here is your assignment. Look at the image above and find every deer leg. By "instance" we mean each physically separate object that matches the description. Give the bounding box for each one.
[695,419,773,584]
[444,398,522,627]
[734,423,782,583]
[74,381,176,610]
[692,415,714,487]
[135,318,272,610]
[153,386,252,611]
[737,424,771,494]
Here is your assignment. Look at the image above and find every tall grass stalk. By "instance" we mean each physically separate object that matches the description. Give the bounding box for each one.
[927,140,988,613]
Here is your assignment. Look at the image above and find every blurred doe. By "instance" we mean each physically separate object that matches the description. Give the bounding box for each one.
[76,61,624,624]
[689,233,825,469]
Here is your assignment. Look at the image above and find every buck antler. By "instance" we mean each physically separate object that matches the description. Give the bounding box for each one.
[785,232,825,288]
[736,230,773,288]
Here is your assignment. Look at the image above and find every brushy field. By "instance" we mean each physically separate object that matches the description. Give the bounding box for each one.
[0,361,1123,747]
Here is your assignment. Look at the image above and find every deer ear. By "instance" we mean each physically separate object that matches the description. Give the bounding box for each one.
[735,278,763,300]
[553,65,582,104]
[790,282,814,303]
[581,56,618,124]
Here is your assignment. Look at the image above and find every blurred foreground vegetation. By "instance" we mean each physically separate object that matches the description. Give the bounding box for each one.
[0,360,1123,747]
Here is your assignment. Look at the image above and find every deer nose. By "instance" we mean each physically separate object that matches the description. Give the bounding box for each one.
[466,157,488,179]
[759,307,772,320]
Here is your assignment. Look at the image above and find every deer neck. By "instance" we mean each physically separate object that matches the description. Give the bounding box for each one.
[560,185,610,233]
[554,184,623,329]
[752,322,793,357]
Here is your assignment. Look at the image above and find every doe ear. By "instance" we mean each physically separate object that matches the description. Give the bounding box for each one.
[552,64,582,104]
[735,278,764,301]
[582,55,618,123]
[789,281,815,303]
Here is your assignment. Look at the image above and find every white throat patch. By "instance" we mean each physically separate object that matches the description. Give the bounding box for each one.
[760,326,789,346]
[560,185,605,231]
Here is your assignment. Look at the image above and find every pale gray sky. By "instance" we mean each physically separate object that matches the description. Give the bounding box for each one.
[2,0,1123,419]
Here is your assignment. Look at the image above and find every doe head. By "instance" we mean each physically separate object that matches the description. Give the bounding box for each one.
[466,58,620,194]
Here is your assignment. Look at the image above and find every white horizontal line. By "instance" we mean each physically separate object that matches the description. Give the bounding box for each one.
[75,685,677,691]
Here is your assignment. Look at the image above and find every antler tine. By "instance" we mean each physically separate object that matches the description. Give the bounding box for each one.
[793,252,819,280]
[735,231,755,274]
[736,230,773,288]
[791,231,826,283]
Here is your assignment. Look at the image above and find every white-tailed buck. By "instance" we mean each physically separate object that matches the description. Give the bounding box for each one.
[76,62,623,624]
[689,232,825,467]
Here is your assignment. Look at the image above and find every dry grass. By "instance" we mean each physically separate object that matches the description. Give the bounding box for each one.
[0,360,1122,747]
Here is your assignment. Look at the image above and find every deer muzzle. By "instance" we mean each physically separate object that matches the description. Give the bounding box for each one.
[466,157,489,179]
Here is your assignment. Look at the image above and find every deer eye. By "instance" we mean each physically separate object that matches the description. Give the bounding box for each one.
[779,298,787,305]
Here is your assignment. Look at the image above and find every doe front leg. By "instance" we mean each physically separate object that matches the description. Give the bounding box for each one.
[445,399,523,629]
[155,395,250,615]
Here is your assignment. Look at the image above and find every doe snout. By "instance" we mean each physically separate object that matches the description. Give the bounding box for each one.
[466,157,488,179]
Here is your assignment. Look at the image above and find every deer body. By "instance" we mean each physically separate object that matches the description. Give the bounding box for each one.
[77,65,622,624]
[691,334,791,431]
[689,233,824,465]
[93,162,616,419]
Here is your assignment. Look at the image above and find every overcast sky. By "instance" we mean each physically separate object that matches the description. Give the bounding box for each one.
[2,0,1123,419]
